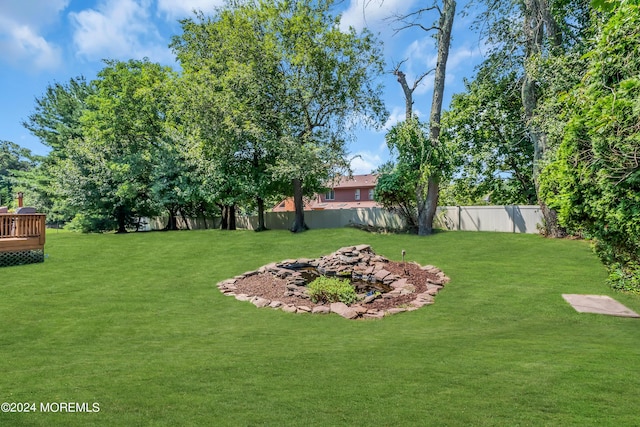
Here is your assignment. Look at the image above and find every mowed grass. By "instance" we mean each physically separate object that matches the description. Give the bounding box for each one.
[1,228,639,426]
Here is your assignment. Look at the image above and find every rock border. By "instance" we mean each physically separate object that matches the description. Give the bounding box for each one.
[216,245,450,319]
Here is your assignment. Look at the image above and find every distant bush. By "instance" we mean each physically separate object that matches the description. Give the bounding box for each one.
[307,276,357,305]
[65,213,115,233]
[607,263,640,294]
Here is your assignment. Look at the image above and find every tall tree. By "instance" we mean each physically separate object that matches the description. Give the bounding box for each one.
[473,0,590,235]
[172,7,288,231]
[387,0,456,235]
[174,0,386,233]
[441,66,535,205]
[22,77,94,222]
[63,59,176,233]
[258,0,387,232]
[540,2,640,291]
[377,118,451,232]
[0,141,34,208]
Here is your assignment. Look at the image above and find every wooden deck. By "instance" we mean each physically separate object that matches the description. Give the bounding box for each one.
[0,214,46,253]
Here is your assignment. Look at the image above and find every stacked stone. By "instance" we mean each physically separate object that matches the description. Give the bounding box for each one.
[216,244,450,320]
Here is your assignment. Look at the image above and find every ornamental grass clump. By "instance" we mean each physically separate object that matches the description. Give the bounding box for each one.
[307,276,358,305]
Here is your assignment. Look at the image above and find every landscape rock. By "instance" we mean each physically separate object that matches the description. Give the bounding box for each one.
[352,305,368,315]
[218,245,448,320]
[330,302,358,319]
[281,304,298,313]
[251,297,271,308]
[312,306,331,314]
[363,309,385,319]
[362,294,377,304]
[374,269,391,282]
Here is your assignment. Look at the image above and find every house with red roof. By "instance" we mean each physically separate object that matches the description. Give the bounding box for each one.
[272,174,380,212]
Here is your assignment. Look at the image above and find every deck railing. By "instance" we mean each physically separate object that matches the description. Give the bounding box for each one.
[0,214,46,246]
[0,213,46,266]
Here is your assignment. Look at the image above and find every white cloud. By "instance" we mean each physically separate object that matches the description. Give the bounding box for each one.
[397,37,436,96]
[339,0,417,33]
[157,0,224,19]
[0,1,68,70]
[350,135,392,174]
[350,149,387,174]
[394,36,485,97]
[0,0,69,28]
[70,0,171,63]
[384,106,406,129]
[447,42,483,71]
[383,105,423,129]
[2,24,62,69]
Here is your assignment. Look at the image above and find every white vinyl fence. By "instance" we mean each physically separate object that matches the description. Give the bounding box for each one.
[149,205,543,234]
[236,208,407,231]
[434,205,543,234]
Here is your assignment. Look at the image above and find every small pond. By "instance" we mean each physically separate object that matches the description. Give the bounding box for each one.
[282,263,393,294]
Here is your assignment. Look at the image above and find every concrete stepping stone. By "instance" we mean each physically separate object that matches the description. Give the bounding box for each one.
[562,294,639,318]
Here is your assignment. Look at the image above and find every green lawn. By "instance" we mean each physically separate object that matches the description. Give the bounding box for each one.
[1,229,639,426]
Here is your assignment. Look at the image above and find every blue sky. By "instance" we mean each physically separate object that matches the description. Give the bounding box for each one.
[0,0,487,174]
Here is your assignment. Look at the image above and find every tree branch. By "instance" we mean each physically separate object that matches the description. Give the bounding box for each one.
[388,6,442,36]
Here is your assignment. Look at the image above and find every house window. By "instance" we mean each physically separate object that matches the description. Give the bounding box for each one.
[326,190,335,200]
[355,189,360,201]
[368,189,374,200]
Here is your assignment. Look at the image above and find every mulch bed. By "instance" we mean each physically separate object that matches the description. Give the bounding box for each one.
[231,260,438,311]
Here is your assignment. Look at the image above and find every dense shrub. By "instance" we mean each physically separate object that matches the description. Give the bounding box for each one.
[64,213,116,233]
[307,276,357,305]
[539,3,640,292]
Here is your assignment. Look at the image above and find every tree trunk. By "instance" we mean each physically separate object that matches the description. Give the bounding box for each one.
[255,197,267,232]
[116,206,127,234]
[179,209,191,230]
[522,0,566,237]
[419,177,440,236]
[202,214,208,230]
[395,70,414,120]
[290,177,308,232]
[418,0,455,236]
[219,204,228,230]
[166,207,178,230]
[227,204,236,230]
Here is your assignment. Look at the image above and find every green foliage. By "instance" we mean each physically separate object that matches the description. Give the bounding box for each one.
[171,6,289,220]
[375,118,451,231]
[441,68,535,205]
[22,76,92,155]
[539,3,640,291]
[607,262,640,294]
[64,212,116,233]
[21,77,94,222]
[374,161,418,230]
[0,141,34,208]
[307,275,357,305]
[386,118,451,182]
[64,59,177,232]
[172,0,387,232]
